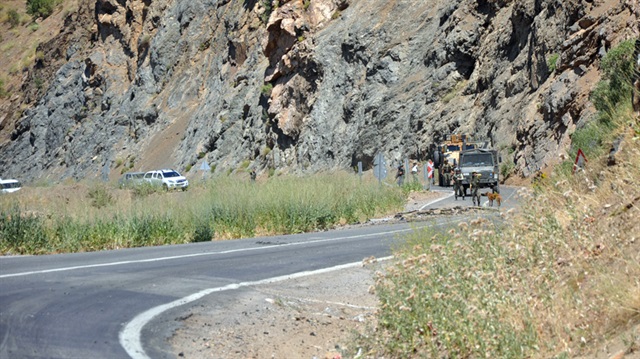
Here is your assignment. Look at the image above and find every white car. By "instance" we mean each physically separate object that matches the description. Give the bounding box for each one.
[143,169,189,191]
[0,178,22,194]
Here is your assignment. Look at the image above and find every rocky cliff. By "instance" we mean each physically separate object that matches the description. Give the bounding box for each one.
[0,0,638,182]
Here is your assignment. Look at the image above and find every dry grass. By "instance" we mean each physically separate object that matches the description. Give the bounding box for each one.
[0,172,406,254]
[0,0,78,97]
[356,112,640,358]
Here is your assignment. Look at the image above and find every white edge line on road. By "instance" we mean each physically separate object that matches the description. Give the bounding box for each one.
[119,256,394,359]
[0,228,417,279]
[419,190,454,210]
[119,219,467,359]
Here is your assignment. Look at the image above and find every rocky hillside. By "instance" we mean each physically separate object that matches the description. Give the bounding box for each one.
[0,0,638,182]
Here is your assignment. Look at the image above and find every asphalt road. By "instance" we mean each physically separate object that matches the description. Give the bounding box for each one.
[0,186,518,359]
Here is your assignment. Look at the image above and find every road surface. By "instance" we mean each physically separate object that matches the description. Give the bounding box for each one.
[0,186,519,358]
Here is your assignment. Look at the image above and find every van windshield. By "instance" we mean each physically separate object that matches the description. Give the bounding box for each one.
[1,182,21,189]
[461,154,493,166]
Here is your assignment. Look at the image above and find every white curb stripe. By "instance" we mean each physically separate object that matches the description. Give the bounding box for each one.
[119,257,394,359]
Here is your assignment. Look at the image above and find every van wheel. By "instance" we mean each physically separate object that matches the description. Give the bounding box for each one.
[163,184,169,191]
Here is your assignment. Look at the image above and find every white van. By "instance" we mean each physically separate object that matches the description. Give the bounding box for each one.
[0,179,22,194]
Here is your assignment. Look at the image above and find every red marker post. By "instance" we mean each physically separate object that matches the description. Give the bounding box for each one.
[573,149,588,174]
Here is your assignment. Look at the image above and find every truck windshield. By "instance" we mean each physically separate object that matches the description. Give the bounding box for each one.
[461,153,493,166]
[1,181,21,189]
[163,171,180,178]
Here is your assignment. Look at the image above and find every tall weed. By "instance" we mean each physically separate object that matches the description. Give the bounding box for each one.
[0,172,404,254]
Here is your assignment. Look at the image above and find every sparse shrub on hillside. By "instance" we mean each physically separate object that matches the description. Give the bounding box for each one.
[261,82,273,96]
[500,156,515,179]
[198,39,210,52]
[590,39,636,120]
[7,9,20,28]
[34,77,44,89]
[554,40,637,177]
[88,184,113,208]
[26,0,60,19]
[260,0,272,24]
[547,53,559,73]
[140,34,151,47]
[0,78,7,98]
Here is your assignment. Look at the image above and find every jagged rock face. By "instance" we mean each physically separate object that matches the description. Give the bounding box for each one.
[0,0,637,181]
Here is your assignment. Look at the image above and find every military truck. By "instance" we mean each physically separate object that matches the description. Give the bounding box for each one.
[434,134,489,186]
[458,148,501,194]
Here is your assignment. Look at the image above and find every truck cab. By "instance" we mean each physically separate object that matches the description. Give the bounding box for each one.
[458,149,500,194]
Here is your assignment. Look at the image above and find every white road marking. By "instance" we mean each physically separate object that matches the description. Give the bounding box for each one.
[0,228,418,279]
[419,190,454,210]
[120,219,468,359]
[119,257,394,359]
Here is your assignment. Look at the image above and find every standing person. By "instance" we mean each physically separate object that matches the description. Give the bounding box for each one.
[426,159,435,186]
[470,171,481,206]
[442,160,452,187]
[411,161,419,183]
[395,164,405,186]
[453,168,465,200]
[250,169,256,182]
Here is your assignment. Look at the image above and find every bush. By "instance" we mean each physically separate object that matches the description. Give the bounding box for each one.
[590,40,636,120]
[261,83,273,96]
[362,221,538,358]
[260,0,272,24]
[0,206,48,255]
[26,0,58,19]
[7,9,20,28]
[192,220,212,243]
[131,182,160,198]
[88,185,114,208]
[547,53,559,73]
[500,157,515,179]
[0,78,7,98]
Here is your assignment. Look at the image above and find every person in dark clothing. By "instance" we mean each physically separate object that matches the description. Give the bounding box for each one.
[470,171,481,206]
[395,165,405,186]
[453,168,465,200]
[442,160,452,187]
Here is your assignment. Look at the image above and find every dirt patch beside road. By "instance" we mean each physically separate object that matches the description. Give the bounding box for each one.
[168,265,381,359]
[167,190,446,359]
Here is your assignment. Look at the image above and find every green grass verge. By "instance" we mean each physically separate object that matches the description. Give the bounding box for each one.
[0,173,405,255]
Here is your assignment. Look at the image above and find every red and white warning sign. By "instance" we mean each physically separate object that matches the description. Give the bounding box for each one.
[427,160,434,179]
[573,149,588,173]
